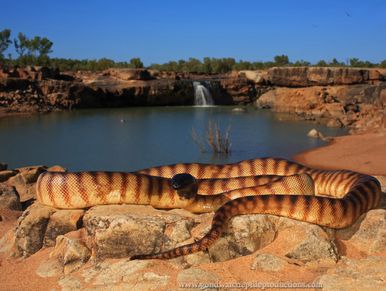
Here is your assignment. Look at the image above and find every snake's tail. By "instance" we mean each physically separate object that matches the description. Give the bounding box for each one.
[131,200,232,260]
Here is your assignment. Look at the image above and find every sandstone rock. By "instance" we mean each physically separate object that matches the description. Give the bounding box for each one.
[83,205,194,259]
[307,128,324,139]
[0,170,18,182]
[7,173,37,201]
[14,203,56,257]
[47,165,67,172]
[284,224,339,263]
[36,258,63,278]
[267,67,370,87]
[0,162,7,171]
[250,253,287,271]
[225,215,276,256]
[239,70,267,84]
[255,82,385,132]
[316,256,386,291]
[0,184,21,210]
[49,235,91,274]
[107,68,154,81]
[336,209,386,255]
[15,165,47,183]
[58,275,82,291]
[326,118,343,128]
[177,268,220,291]
[82,259,169,290]
[44,209,85,247]
[232,107,247,113]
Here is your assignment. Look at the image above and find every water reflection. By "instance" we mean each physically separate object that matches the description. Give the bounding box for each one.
[0,107,346,171]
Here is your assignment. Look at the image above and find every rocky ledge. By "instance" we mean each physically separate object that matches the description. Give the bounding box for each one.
[0,163,385,290]
[1,66,385,133]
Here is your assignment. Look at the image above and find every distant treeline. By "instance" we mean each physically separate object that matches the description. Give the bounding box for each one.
[1,28,386,73]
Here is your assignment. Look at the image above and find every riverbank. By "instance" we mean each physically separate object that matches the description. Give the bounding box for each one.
[295,128,386,176]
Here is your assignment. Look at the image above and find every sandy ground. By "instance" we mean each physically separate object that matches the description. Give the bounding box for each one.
[0,130,385,290]
[295,130,386,176]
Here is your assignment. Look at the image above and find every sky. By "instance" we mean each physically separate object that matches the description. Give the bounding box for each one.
[2,0,385,65]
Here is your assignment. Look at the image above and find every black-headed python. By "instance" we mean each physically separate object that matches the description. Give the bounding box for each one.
[36,157,382,260]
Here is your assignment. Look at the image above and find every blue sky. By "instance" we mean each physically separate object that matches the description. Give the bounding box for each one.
[2,0,385,65]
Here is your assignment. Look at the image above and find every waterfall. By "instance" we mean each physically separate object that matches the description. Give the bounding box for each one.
[193,81,214,106]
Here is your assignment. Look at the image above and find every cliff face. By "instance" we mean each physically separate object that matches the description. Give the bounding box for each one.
[249,67,386,133]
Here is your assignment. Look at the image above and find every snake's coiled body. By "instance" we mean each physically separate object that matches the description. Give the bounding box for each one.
[36,158,382,260]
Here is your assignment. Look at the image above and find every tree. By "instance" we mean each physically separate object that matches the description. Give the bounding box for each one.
[0,29,12,60]
[316,60,328,67]
[14,32,29,58]
[330,58,344,67]
[130,57,144,68]
[380,60,386,68]
[273,55,289,66]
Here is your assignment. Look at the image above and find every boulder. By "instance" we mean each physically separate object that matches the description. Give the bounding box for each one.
[15,165,47,183]
[0,184,21,210]
[49,235,91,274]
[44,209,85,247]
[14,203,56,257]
[284,224,339,263]
[336,209,386,255]
[7,173,37,201]
[83,205,195,259]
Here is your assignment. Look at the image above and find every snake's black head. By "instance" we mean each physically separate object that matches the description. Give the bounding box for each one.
[171,173,198,200]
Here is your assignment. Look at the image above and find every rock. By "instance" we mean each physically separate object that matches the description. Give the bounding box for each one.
[307,128,325,139]
[14,203,56,257]
[326,118,343,128]
[58,275,82,291]
[107,68,154,81]
[49,235,91,274]
[0,162,7,171]
[47,165,67,172]
[239,70,267,84]
[0,170,18,182]
[232,107,247,113]
[250,253,287,271]
[177,268,220,290]
[336,209,386,255]
[284,224,339,263]
[7,173,37,201]
[205,215,277,262]
[225,215,276,256]
[44,209,85,247]
[15,165,47,183]
[0,184,21,210]
[82,259,169,290]
[316,256,386,291]
[267,67,371,87]
[36,258,63,278]
[83,205,194,259]
[255,82,385,132]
